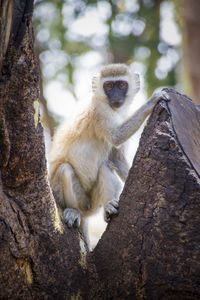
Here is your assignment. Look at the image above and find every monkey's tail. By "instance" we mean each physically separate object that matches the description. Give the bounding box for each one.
[80,217,92,251]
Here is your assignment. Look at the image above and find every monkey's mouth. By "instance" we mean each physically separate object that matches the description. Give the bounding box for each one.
[110,100,125,109]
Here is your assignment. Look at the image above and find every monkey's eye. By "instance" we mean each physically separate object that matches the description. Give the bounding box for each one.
[103,81,114,91]
[117,81,128,90]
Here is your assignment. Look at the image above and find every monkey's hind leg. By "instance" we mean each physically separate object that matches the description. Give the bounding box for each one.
[51,163,91,227]
[92,163,123,222]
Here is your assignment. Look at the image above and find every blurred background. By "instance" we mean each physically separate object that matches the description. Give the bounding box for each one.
[33,0,200,248]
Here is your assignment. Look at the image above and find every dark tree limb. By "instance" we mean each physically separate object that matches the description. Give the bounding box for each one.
[166,89,200,176]
[11,0,34,47]
[89,91,200,300]
[0,1,88,299]
[183,0,200,104]
[0,0,15,75]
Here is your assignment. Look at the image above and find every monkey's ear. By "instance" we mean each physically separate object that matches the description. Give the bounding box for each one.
[133,73,140,93]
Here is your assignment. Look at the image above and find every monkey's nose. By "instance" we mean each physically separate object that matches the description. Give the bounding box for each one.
[110,98,124,108]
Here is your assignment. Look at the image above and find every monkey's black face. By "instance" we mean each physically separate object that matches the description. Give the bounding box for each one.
[103,80,128,109]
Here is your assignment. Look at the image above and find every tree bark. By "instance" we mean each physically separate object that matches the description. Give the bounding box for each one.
[1,1,200,299]
[89,89,200,299]
[0,1,88,299]
[0,0,15,75]
[183,0,200,105]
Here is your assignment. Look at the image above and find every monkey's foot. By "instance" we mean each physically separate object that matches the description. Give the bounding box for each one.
[104,200,119,222]
[63,208,81,228]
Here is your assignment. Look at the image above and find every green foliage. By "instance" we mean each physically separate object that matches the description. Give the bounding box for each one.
[34,0,181,100]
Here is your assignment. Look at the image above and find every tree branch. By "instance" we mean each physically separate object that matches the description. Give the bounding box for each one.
[89,90,200,299]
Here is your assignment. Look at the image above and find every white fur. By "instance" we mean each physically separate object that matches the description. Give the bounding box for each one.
[101,76,130,83]
[49,64,167,250]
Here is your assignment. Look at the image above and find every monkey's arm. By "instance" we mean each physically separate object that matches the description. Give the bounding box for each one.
[108,90,169,147]
[109,146,130,182]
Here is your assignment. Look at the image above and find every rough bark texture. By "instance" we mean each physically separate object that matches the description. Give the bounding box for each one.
[90,90,200,300]
[0,1,88,299]
[184,0,200,104]
[0,0,15,75]
[1,1,200,299]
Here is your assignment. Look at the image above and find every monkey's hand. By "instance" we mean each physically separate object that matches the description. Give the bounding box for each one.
[150,90,170,105]
[63,208,81,228]
[104,200,119,222]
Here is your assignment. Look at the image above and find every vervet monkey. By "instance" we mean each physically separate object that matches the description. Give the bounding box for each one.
[49,63,169,250]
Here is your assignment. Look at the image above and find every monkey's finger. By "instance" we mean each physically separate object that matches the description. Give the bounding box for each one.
[67,221,73,228]
[67,216,81,228]
[111,199,119,208]
[107,206,118,215]
[64,215,74,228]
[63,208,81,228]
[73,217,81,228]
[104,210,116,222]
[105,202,119,215]
[161,91,170,102]
[106,199,119,210]
[104,212,111,223]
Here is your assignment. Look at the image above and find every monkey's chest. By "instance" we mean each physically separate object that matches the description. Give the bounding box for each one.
[68,139,111,191]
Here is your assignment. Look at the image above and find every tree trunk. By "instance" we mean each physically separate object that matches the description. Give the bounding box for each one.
[0,1,88,299]
[89,89,200,299]
[183,0,200,105]
[1,1,200,299]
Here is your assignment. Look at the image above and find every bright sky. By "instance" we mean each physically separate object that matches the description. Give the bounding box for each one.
[44,1,180,120]
[43,0,181,160]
